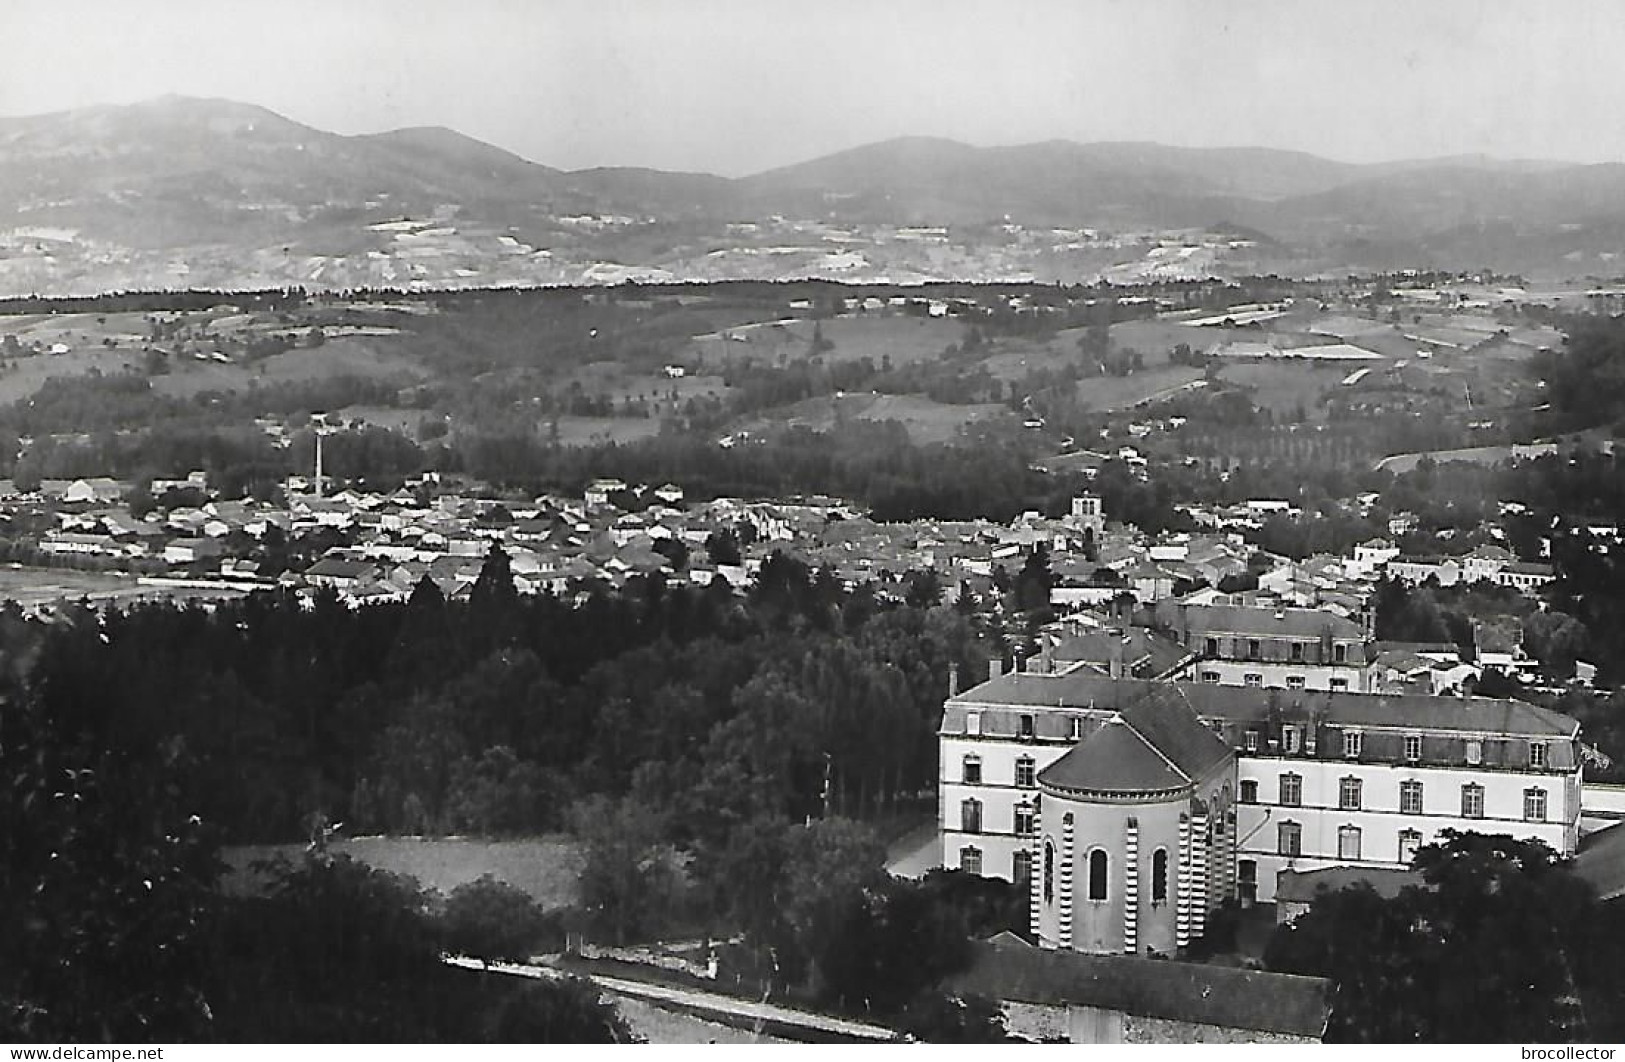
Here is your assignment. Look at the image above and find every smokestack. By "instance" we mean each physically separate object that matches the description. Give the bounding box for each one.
[948,662,961,698]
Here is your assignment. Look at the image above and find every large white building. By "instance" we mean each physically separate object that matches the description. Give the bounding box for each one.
[940,668,1582,955]
[1153,600,1374,692]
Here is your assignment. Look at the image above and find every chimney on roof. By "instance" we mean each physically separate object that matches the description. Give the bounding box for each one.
[989,657,1004,683]
[948,662,960,699]
[1038,634,1054,675]
[1109,629,1125,680]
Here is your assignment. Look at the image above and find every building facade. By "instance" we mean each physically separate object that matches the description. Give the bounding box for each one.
[1154,602,1373,693]
[940,671,1583,948]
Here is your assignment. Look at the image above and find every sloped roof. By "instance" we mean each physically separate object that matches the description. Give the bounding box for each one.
[1052,627,1192,679]
[1122,686,1234,780]
[947,939,1332,1039]
[946,672,1578,741]
[1180,603,1362,640]
[1275,866,1421,905]
[1039,717,1190,794]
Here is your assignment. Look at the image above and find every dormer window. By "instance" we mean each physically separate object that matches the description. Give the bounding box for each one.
[966,711,981,736]
[1530,741,1548,768]
[1282,725,1302,754]
[1343,730,1363,758]
[1244,729,1259,753]
[1019,714,1035,740]
[1405,734,1422,762]
[1466,740,1483,766]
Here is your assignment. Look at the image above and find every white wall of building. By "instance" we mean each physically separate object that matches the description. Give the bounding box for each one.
[1234,755,1577,902]
[1192,659,1368,693]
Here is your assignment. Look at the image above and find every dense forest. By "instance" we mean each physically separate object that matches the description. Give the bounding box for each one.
[0,546,1039,1042]
[25,546,983,844]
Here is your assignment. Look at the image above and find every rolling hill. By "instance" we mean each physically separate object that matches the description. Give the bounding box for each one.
[1,95,1623,293]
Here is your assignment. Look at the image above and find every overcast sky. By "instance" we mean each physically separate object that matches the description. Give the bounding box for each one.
[6,0,1624,175]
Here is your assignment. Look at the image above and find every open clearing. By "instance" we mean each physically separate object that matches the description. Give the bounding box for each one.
[543,415,665,447]
[1375,441,1561,474]
[1074,366,1207,411]
[751,391,1011,444]
[334,405,436,436]
[688,314,963,369]
[222,835,584,909]
[0,348,145,403]
[560,362,731,406]
[151,337,428,398]
[1215,360,1359,421]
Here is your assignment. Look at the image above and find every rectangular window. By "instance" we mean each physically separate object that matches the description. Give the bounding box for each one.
[1244,729,1259,752]
[1286,675,1306,690]
[1015,757,1036,789]
[1278,821,1302,857]
[1466,740,1483,766]
[1462,784,1485,819]
[1291,642,1304,662]
[1019,714,1035,740]
[1013,849,1032,886]
[966,711,981,737]
[1202,670,1221,684]
[1405,734,1422,762]
[1343,731,1363,758]
[1338,825,1362,861]
[1400,779,1424,815]
[1070,716,1084,740]
[1280,773,1302,807]
[1329,677,1349,691]
[1339,776,1363,811]
[1334,644,1349,663]
[1240,779,1258,804]
[1015,803,1037,836]
[1248,639,1261,660]
[962,798,983,834]
[1244,672,1263,688]
[1205,637,1219,656]
[960,846,982,875]
[1399,829,1423,865]
[1530,742,1548,768]
[962,755,982,785]
[1524,788,1548,823]
[1283,726,1301,754]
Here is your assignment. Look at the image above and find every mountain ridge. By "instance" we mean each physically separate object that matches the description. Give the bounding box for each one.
[2,95,1623,292]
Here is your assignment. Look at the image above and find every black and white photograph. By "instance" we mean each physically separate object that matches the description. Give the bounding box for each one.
[6,0,1625,1048]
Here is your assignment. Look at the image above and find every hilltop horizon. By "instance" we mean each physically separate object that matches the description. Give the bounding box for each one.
[0,94,1593,180]
[6,92,1625,295]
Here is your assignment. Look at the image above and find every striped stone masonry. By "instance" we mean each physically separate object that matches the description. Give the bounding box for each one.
[1190,810,1210,940]
[1175,813,1191,949]
[1221,809,1237,901]
[1123,817,1140,954]
[1029,808,1043,942]
[1058,813,1075,950]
